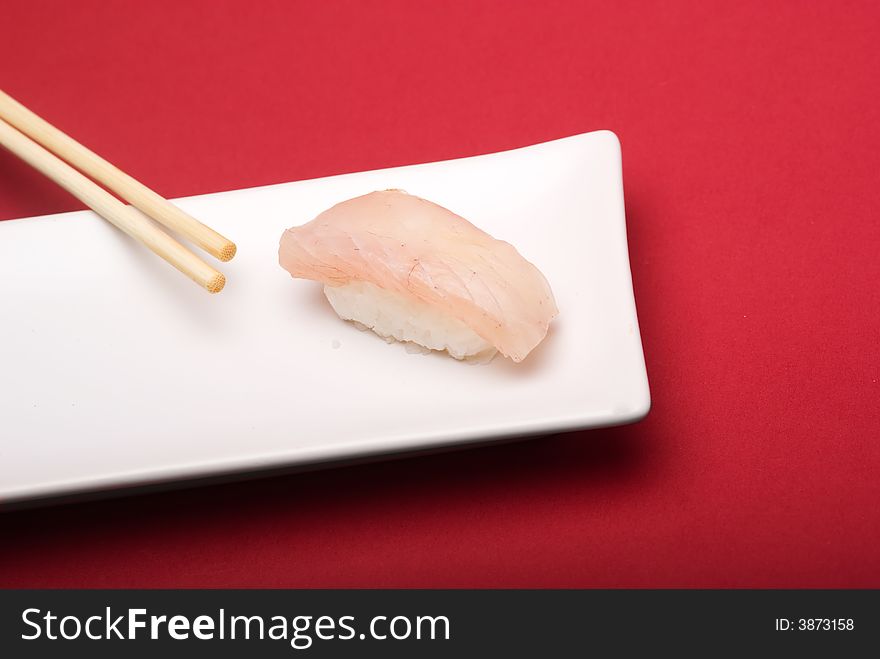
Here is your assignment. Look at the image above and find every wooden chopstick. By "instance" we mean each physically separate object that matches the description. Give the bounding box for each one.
[0,88,236,262]
[0,117,225,293]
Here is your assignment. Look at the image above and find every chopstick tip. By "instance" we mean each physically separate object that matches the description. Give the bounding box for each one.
[218,242,237,262]
[206,273,226,294]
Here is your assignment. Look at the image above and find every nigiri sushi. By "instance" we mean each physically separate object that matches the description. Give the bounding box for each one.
[279,190,558,363]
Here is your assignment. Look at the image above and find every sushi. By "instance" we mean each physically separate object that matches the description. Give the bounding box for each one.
[279,190,558,363]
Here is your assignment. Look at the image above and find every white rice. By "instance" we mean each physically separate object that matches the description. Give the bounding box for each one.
[323,281,496,361]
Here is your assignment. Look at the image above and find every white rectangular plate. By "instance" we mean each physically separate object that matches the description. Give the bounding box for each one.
[0,131,649,503]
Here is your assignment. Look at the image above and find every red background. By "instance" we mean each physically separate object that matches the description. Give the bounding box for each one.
[1,1,878,587]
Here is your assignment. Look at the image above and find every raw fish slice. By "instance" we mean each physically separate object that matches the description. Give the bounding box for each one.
[279,190,558,362]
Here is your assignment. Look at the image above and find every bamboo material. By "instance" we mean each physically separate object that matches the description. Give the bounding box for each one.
[0,118,225,293]
[0,88,236,261]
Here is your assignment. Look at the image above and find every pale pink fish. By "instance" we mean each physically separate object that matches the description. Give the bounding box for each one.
[279,190,558,362]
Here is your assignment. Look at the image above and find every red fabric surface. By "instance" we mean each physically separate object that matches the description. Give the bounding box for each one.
[1,0,878,588]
